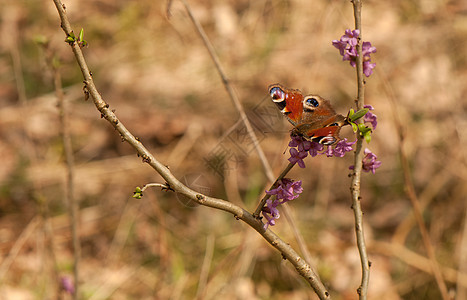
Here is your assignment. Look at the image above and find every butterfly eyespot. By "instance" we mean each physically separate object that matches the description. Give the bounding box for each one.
[270,87,285,102]
[328,123,339,127]
[313,136,336,145]
[306,97,319,107]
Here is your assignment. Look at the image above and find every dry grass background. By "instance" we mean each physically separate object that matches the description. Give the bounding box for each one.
[0,0,466,299]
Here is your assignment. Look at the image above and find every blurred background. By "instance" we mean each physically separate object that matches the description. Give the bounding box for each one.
[0,0,466,299]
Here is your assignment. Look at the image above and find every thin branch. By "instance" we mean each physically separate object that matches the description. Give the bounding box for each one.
[40,38,81,298]
[178,1,320,287]
[51,1,330,297]
[195,234,215,300]
[141,183,172,192]
[253,162,295,217]
[350,0,370,299]
[51,51,80,300]
[180,0,275,183]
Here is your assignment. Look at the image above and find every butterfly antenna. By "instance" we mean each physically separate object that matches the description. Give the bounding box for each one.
[344,110,353,125]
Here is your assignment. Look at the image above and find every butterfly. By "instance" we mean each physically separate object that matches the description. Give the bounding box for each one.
[269,84,348,145]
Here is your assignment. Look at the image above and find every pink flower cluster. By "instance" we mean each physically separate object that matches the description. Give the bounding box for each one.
[262,178,303,229]
[332,29,376,77]
[288,135,356,168]
[349,148,382,174]
[364,105,377,129]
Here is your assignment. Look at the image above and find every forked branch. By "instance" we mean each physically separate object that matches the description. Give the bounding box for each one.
[51,0,330,298]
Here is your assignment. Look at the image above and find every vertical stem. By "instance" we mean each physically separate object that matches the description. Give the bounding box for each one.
[351,0,370,299]
[353,0,365,112]
[55,63,80,300]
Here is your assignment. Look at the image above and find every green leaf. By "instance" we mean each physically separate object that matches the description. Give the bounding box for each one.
[364,131,372,143]
[133,187,143,199]
[79,28,84,42]
[351,122,358,132]
[80,40,88,47]
[356,124,372,143]
[349,108,369,122]
[65,32,76,44]
[358,124,371,134]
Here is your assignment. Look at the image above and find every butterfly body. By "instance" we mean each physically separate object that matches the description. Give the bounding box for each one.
[269,84,348,145]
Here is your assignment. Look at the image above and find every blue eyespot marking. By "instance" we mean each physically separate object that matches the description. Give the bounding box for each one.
[306,97,319,107]
[270,87,285,101]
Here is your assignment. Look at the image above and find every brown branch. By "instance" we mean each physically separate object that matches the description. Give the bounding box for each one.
[51,0,330,297]
[253,162,295,217]
[350,1,370,299]
[180,0,275,184]
[54,52,80,300]
[178,0,321,289]
[38,36,81,298]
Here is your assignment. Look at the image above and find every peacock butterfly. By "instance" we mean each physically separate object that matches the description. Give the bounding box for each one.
[268,83,348,145]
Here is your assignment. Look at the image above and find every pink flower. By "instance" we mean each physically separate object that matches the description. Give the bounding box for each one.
[60,276,75,294]
[288,135,312,168]
[349,148,382,174]
[308,142,324,157]
[263,199,280,228]
[319,139,355,157]
[364,105,377,129]
[288,147,308,168]
[332,29,376,77]
[362,41,377,57]
[333,29,359,60]
[332,138,356,157]
[323,146,334,157]
[263,179,303,229]
[289,133,355,161]
[288,135,303,148]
